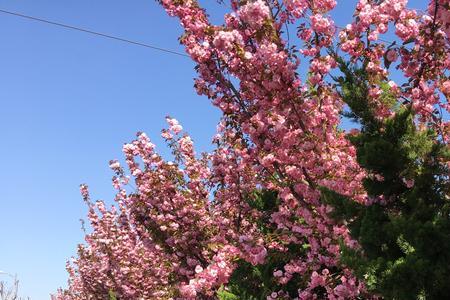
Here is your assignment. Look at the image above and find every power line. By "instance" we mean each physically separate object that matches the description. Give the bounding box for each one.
[0,8,400,59]
[0,8,189,58]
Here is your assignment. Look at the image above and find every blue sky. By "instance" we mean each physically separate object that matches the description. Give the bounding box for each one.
[0,1,427,299]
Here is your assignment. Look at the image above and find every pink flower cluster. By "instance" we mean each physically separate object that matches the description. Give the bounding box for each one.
[338,0,450,128]
[55,118,274,299]
[56,0,449,298]
[179,245,240,298]
[238,0,271,29]
[432,0,450,39]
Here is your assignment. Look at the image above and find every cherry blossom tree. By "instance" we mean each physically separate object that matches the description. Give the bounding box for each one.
[55,0,449,299]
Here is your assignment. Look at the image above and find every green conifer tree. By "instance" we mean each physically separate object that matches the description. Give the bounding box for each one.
[322,58,450,299]
[218,58,450,300]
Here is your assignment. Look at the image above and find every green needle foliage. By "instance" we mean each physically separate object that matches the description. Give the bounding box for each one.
[323,58,450,299]
[219,59,450,300]
[218,58,450,299]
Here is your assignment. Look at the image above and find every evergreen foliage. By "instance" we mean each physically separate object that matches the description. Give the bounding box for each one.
[324,60,450,299]
[219,56,450,300]
[55,1,450,299]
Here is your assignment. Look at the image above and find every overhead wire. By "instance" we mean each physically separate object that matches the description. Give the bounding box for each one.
[0,7,413,59]
[0,8,190,58]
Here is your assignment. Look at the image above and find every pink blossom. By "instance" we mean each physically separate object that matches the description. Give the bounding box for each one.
[386,49,398,62]
[238,0,270,29]
[403,178,415,188]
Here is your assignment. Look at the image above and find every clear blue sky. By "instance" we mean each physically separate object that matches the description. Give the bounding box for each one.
[0,1,427,299]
